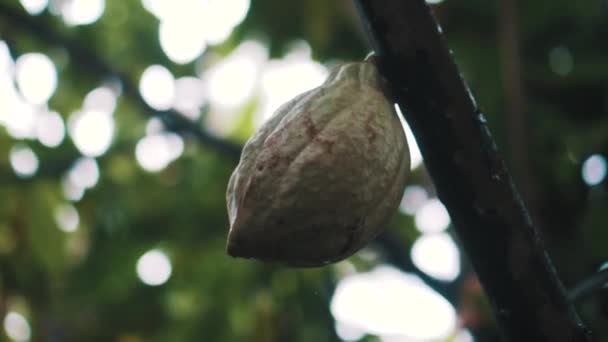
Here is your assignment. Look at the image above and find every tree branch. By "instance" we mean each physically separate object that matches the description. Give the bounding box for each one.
[353,1,591,341]
[497,0,541,227]
[568,268,608,302]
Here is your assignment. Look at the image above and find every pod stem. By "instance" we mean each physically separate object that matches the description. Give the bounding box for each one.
[353,1,591,341]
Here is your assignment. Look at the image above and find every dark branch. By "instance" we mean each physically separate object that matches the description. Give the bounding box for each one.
[497,0,541,227]
[354,1,591,341]
[0,2,242,160]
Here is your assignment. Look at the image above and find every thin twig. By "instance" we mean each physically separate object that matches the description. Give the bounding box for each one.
[353,1,591,341]
[568,268,608,302]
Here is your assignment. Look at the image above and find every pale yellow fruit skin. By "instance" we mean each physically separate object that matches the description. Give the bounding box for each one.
[226,61,410,267]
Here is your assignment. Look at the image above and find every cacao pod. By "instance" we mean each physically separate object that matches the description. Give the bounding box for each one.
[226,61,410,267]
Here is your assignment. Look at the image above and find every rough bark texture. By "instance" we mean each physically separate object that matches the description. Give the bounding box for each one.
[353,1,592,341]
[497,0,540,227]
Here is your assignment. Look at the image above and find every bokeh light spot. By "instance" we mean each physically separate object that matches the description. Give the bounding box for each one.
[549,45,573,76]
[414,198,451,233]
[173,76,206,119]
[0,76,23,134]
[146,0,250,55]
[136,249,172,286]
[68,157,100,189]
[62,175,85,202]
[54,204,80,233]
[0,41,14,76]
[20,0,48,15]
[411,233,461,281]
[330,266,456,340]
[84,86,117,114]
[62,0,105,26]
[35,110,65,147]
[202,0,250,44]
[159,20,207,64]
[4,101,37,140]
[145,117,164,135]
[334,320,366,342]
[3,312,31,342]
[15,53,57,105]
[9,144,39,178]
[141,0,168,18]
[69,110,114,157]
[206,41,267,109]
[139,65,175,110]
[399,185,429,215]
[142,0,202,21]
[207,0,249,29]
[454,329,475,342]
[582,154,607,186]
[135,133,184,172]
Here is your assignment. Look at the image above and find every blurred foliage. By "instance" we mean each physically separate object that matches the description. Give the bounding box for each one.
[0,0,607,341]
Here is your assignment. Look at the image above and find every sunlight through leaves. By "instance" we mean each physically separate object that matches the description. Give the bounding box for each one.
[61,0,105,26]
[582,154,607,186]
[331,266,457,341]
[54,204,80,233]
[35,110,65,147]
[414,198,451,233]
[139,65,175,110]
[9,144,39,178]
[136,249,172,286]
[15,53,57,105]
[69,110,115,157]
[411,233,461,282]
[3,312,31,342]
[19,0,48,15]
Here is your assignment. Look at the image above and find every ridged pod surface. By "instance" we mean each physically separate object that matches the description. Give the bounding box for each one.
[226,61,410,267]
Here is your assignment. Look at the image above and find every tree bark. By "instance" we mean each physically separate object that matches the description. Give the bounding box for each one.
[353,1,591,341]
[497,0,541,228]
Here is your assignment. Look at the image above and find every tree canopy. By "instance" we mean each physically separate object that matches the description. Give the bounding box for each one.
[0,0,607,341]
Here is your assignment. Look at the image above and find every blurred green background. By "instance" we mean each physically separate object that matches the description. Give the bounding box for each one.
[0,0,607,341]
